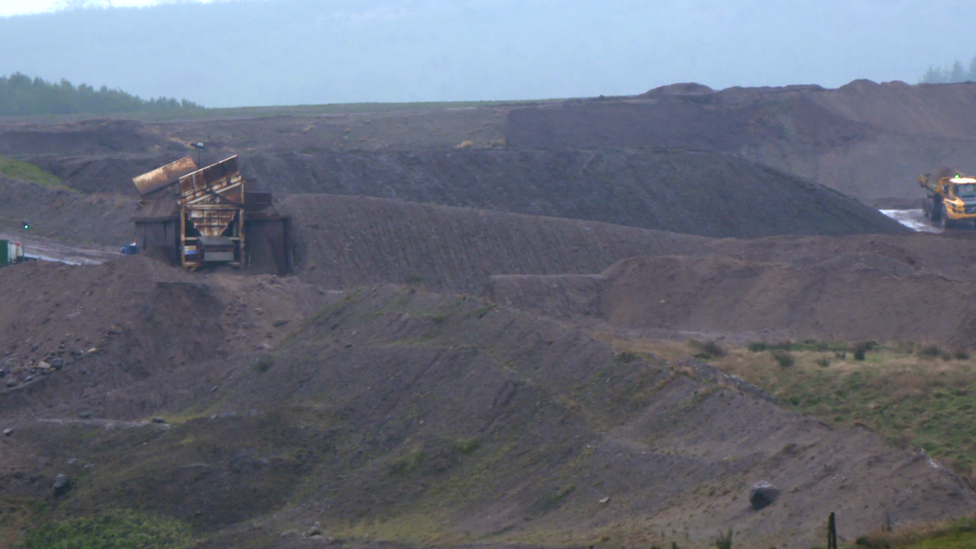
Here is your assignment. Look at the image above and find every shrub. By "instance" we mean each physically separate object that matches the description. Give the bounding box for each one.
[690,339,726,359]
[815,356,831,368]
[701,340,726,358]
[772,350,795,368]
[852,341,876,361]
[956,349,971,360]
[747,341,768,352]
[919,345,942,359]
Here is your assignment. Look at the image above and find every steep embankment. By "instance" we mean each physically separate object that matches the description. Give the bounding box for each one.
[281,193,711,294]
[486,231,976,347]
[3,286,970,549]
[259,149,903,238]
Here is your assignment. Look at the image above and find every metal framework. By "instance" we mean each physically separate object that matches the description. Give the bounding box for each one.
[177,156,246,269]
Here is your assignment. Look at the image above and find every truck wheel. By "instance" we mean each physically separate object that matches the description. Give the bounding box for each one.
[932,197,942,221]
[922,198,931,219]
[941,205,952,229]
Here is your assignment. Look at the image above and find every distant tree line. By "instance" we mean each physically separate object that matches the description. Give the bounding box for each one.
[0,72,203,116]
[920,57,976,84]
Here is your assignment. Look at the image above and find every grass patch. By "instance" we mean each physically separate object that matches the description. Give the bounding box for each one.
[450,438,482,455]
[18,509,193,549]
[854,515,976,549]
[0,158,65,189]
[715,344,976,482]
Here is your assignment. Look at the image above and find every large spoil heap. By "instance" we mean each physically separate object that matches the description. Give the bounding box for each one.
[131,155,292,274]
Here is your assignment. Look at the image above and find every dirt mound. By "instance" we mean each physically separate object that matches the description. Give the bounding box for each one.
[258,149,903,239]
[3,286,969,549]
[506,81,976,207]
[486,232,976,347]
[0,256,333,418]
[14,145,904,246]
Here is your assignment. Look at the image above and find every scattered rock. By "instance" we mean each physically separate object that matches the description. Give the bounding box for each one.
[598,496,611,504]
[52,473,71,496]
[50,357,64,370]
[5,378,17,388]
[3,428,12,436]
[152,417,167,424]
[273,320,289,327]
[77,411,92,419]
[749,480,781,510]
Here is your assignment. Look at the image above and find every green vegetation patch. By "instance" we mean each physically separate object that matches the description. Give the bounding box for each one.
[18,509,193,549]
[0,158,64,188]
[856,516,976,549]
[720,345,976,480]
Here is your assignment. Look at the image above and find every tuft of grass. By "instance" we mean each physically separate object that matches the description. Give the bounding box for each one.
[747,341,768,352]
[616,351,641,364]
[714,527,734,549]
[815,356,831,368]
[251,355,274,373]
[0,158,66,189]
[390,449,427,475]
[18,509,193,549]
[689,339,726,359]
[450,438,481,455]
[772,350,795,368]
[918,345,942,359]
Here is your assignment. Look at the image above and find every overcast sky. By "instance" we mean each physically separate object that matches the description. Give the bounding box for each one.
[0,0,225,17]
[2,0,976,107]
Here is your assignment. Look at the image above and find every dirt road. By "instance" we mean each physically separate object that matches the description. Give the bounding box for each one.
[0,231,118,265]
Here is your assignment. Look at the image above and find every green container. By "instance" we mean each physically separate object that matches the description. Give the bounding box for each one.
[0,240,8,266]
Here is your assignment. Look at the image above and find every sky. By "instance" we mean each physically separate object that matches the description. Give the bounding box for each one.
[2,0,976,107]
[0,0,217,17]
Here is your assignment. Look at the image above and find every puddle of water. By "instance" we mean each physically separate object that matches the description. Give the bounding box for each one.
[880,209,941,233]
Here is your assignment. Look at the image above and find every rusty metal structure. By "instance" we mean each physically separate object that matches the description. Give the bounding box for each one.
[177,155,246,268]
[131,154,292,274]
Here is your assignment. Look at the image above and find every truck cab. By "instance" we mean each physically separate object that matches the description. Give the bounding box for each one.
[919,171,976,228]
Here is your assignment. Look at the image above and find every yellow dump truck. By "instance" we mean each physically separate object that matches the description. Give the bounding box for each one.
[919,168,976,228]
